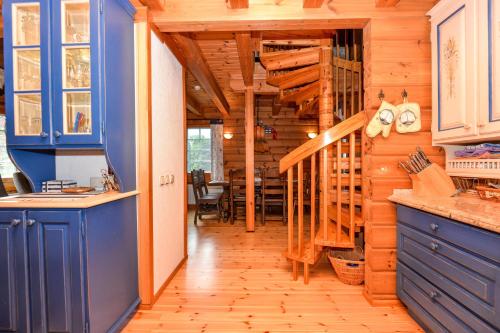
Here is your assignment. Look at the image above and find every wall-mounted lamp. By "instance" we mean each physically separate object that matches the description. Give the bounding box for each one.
[307,132,318,139]
[223,133,234,140]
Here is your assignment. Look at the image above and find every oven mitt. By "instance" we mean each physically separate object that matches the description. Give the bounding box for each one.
[366,100,399,138]
[396,102,421,133]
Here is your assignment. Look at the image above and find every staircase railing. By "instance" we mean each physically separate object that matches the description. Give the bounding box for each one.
[279,111,366,283]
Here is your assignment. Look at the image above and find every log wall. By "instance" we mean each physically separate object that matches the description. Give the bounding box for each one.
[188,97,318,178]
[362,16,444,305]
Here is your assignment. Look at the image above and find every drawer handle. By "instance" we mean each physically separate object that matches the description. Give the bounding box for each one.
[430,223,439,232]
[429,291,439,301]
[54,130,62,138]
[27,219,36,227]
[10,219,21,227]
[430,242,439,251]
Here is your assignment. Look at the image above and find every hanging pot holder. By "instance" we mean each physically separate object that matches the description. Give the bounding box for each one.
[366,100,399,138]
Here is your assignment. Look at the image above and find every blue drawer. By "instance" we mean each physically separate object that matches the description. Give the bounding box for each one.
[398,224,499,328]
[397,205,500,264]
[398,262,497,333]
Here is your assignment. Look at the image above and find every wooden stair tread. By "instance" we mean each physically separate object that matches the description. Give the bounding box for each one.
[267,64,320,90]
[315,221,354,248]
[283,241,323,265]
[329,174,362,186]
[328,191,362,205]
[281,81,320,105]
[327,204,363,227]
[260,47,320,71]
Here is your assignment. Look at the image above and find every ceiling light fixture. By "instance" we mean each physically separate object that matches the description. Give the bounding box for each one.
[223,133,234,140]
[194,85,201,91]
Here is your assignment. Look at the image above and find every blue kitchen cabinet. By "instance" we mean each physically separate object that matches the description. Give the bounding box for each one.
[396,205,500,333]
[0,197,139,333]
[0,211,29,333]
[26,210,86,333]
[2,0,135,147]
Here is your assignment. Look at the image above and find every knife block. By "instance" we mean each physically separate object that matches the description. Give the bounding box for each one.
[409,163,456,197]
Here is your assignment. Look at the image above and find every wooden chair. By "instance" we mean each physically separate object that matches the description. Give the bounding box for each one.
[191,170,223,225]
[229,168,264,224]
[261,169,287,225]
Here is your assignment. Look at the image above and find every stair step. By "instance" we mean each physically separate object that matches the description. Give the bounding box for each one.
[315,220,354,248]
[260,47,320,71]
[328,190,362,205]
[267,64,320,90]
[327,204,363,228]
[329,174,362,186]
[331,158,362,170]
[281,81,320,105]
[297,96,319,116]
[283,241,323,265]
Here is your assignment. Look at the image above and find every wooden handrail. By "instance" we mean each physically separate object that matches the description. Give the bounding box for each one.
[279,111,366,173]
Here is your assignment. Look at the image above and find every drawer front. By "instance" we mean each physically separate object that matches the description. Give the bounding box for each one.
[398,262,497,333]
[398,225,499,328]
[397,205,500,264]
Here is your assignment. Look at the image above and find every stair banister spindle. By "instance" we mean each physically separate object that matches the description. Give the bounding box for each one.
[310,153,316,263]
[336,140,342,243]
[298,161,304,257]
[349,132,356,243]
[322,148,328,241]
[288,167,294,257]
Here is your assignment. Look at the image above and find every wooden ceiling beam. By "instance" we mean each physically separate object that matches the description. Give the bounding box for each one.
[235,32,255,87]
[186,93,203,116]
[137,0,165,10]
[303,0,324,8]
[375,0,400,7]
[226,0,249,9]
[169,33,230,117]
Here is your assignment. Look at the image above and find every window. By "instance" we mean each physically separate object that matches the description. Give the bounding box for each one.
[0,116,18,178]
[187,128,211,172]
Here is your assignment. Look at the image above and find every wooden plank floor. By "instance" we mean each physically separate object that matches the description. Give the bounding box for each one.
[123,211,422,333]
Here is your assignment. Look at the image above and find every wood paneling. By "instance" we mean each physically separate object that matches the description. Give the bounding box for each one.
[245,87,255,232]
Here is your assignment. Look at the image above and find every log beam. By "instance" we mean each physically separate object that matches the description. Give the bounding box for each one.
[303,0,324,8]
[226,0,249,9]
[186,93,203,116]
[245,87,255,232]
[375,0,400,7]
[138,0,165,10]
[235,33,255,87]
[168,33,230,117]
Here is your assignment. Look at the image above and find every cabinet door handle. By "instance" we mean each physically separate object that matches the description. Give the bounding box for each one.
[430,223,439,232]
[54,130,62,138]
[27,219,36,227]
[10,219,21,227]
[40,131,49,138]
[429,291,439,301]
[430,242,439,251]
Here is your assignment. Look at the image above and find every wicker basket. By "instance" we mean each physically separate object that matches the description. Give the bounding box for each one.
[476,186,500,202]
[328,247,365,285]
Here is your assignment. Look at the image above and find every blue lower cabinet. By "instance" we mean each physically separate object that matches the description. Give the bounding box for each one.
[0,198,139,333]
[27,211,85,333]
[396,205,500,333]
[0,211,29,333]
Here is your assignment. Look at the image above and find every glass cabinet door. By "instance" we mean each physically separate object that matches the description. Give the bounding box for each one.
[53,0,101,145]
[5,1,51,145]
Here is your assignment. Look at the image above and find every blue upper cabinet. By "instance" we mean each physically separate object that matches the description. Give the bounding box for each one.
[3,0,135,148]
[3,0,52,146]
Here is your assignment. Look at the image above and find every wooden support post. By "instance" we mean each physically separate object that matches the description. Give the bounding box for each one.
[349,132,356,244]
[298,161,304,257]
[310,153,316,261]
[336,141,342,243]
[288,168,294,255]
[245,86,255,232]
[319,38,333,233]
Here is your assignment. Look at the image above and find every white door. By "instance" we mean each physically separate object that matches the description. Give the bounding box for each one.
[431,0,479,143]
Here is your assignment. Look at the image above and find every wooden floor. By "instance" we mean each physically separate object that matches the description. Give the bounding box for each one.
[123,211,422,333]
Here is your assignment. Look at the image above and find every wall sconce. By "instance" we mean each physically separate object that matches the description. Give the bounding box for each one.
[307,132,318,139]
[223,133,234,140]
